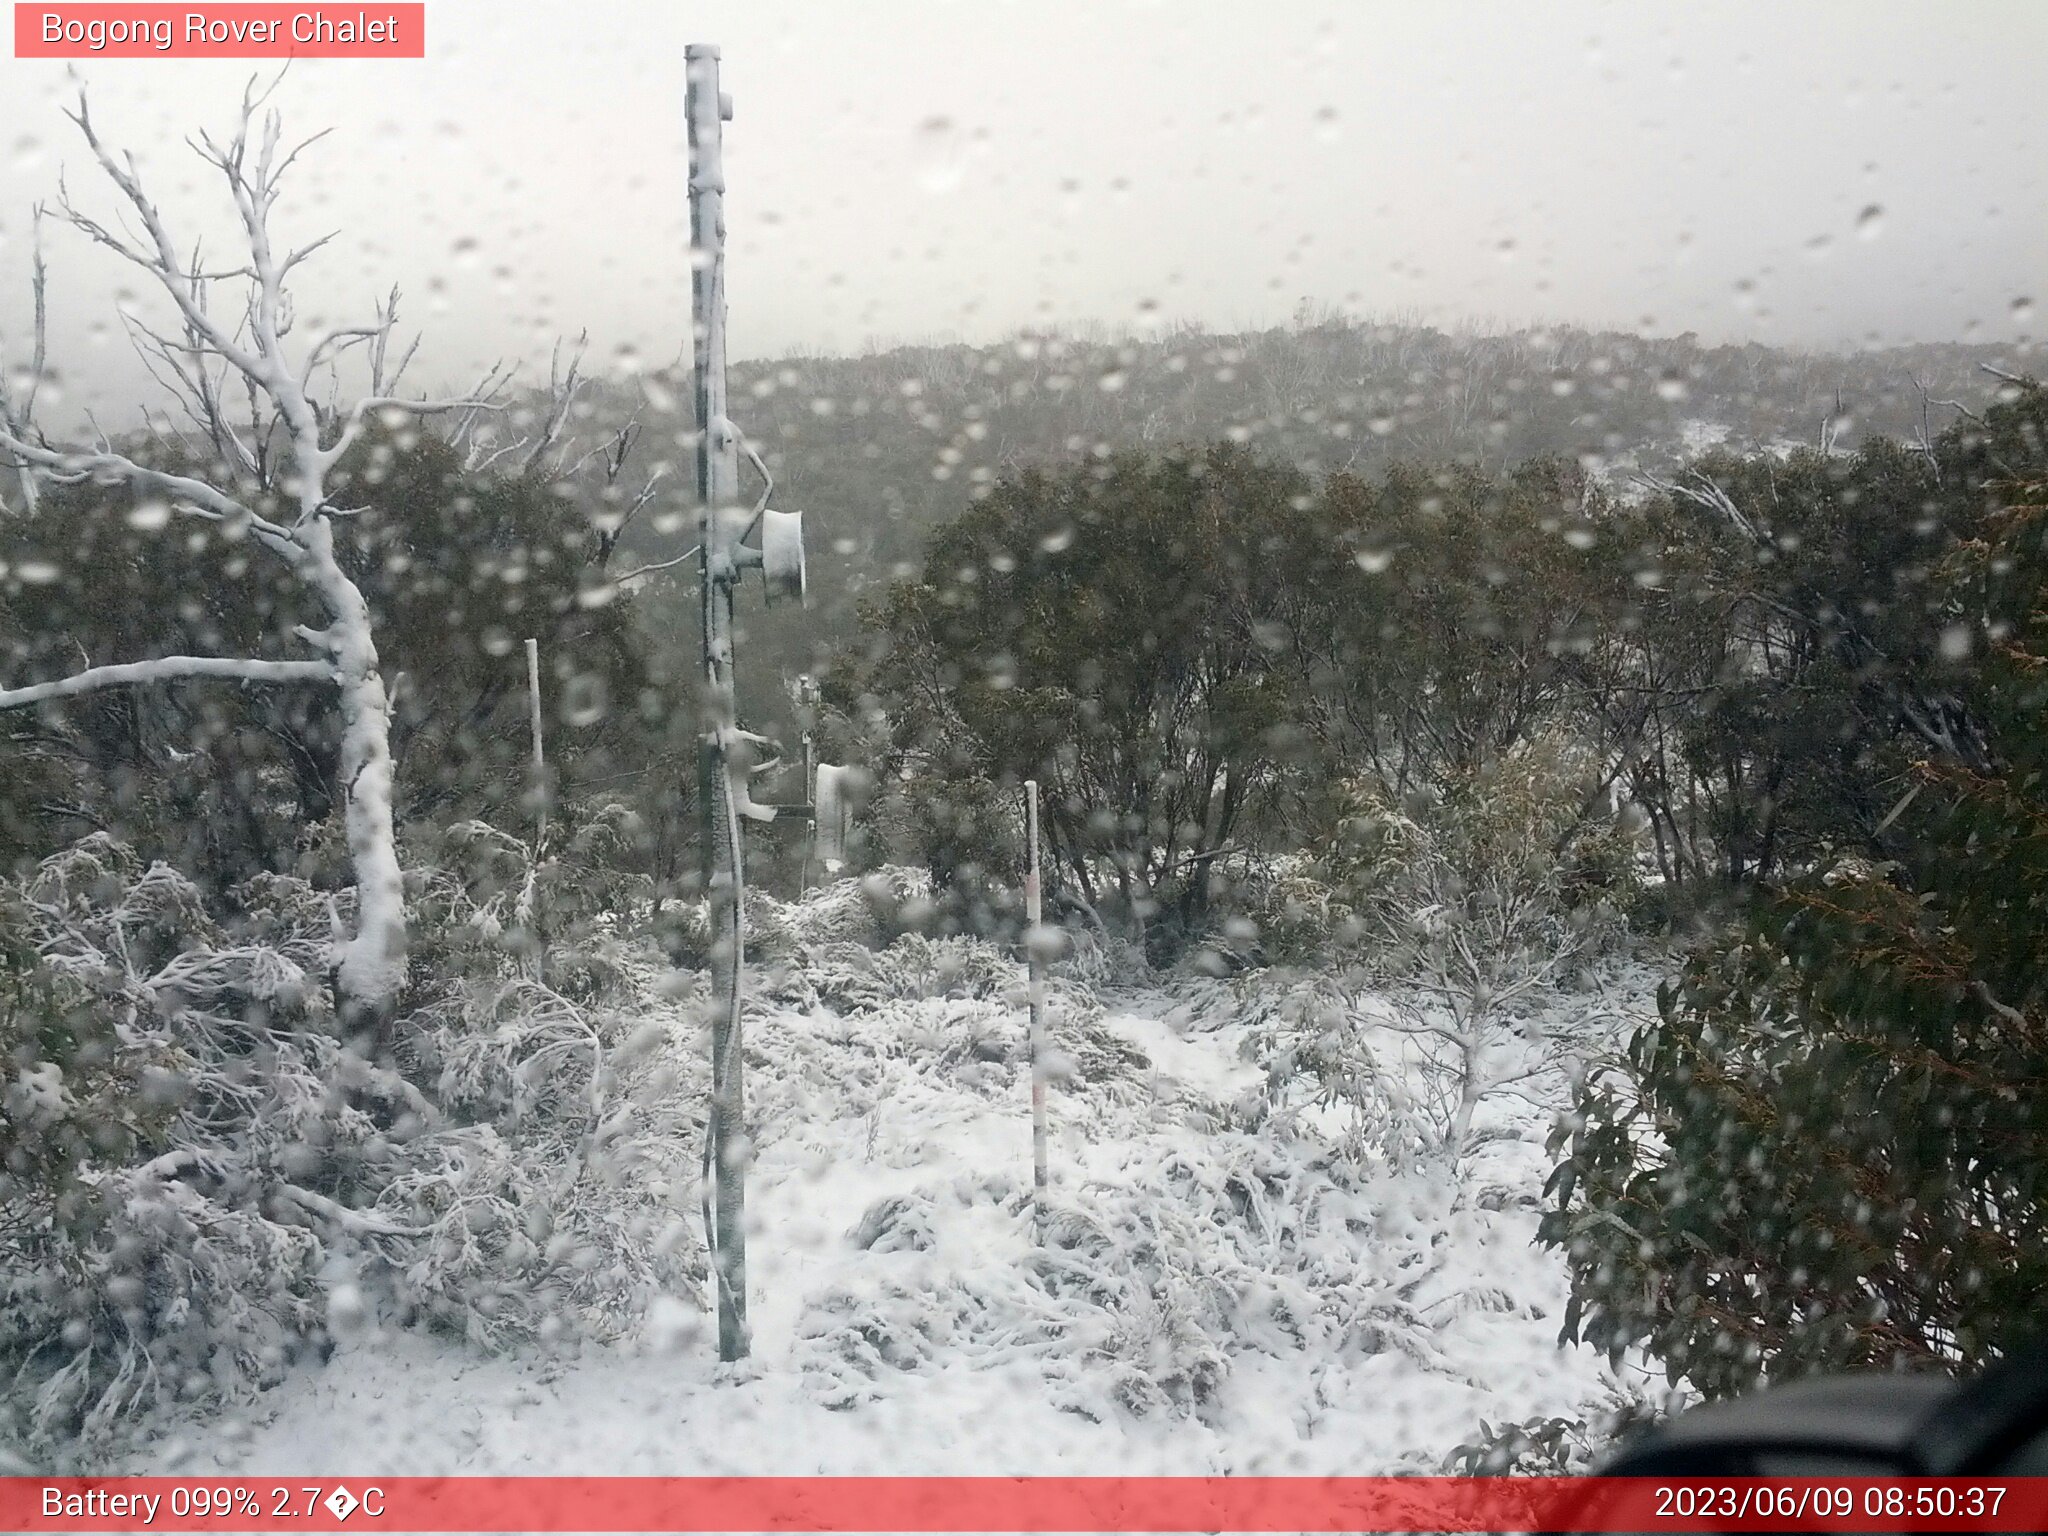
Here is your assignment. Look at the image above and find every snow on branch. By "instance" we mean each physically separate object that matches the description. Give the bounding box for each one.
[319,389,500,479]
[0,432,298,552]
[50,85,500,519]
[0,655,337,711]
[1637,468,1769,548]
[3,83,445,1017]
[0,206,49,512]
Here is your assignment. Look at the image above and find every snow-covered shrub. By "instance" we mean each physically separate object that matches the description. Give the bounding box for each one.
[794,1167,1251,1418]
[760,867,932,951]
[2,830,705,1457]
[1235,971,1408,1157]
[405,804,655,1003]
[654,867,939,980]
[1244,961,1617,1173]
[368,1011,704,1357]
[801,933,1021,1013]
[1236,737,1644,1170]
[1318,733,1640,967]
[1225,855,1364,965]
[376,833,707,1353]
[791,1133,1484,1427]
[0,841,365,1457]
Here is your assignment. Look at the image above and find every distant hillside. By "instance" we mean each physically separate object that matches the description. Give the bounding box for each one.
[537,318,2037,718]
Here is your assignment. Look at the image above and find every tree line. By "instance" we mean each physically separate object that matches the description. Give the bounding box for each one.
[835,375,2048,1392]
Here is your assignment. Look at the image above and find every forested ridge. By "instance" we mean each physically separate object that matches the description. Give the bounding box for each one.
[4,300,2044,1462]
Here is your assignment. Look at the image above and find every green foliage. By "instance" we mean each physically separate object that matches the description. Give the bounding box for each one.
[0,428,682,893]
[836,444,1313,947]
[838,440,1653,947]
[1544,391,2048,1399]
[589,324,2016,692]
[1446,1400,1663,1475]
[328,432,675,835]
[1304,457,1626,792]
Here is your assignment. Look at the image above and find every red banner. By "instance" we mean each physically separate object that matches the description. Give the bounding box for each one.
[4,1476,2047,1532]
[13,5,425,58]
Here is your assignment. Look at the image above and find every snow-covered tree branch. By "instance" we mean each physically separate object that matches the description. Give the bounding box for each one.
[0,655,336,710]
[0,82,505,1028]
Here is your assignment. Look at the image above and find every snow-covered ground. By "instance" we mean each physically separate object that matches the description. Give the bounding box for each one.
[136,934,1642,1478]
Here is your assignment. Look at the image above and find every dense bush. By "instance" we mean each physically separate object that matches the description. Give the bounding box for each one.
[832,444,1317,952]
[1544,396,2048,1398]
[0,840,348,1455]
[0,831,707,1457]
[0,429,684,894]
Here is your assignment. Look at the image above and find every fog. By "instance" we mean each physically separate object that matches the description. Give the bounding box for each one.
[0,0,2041,418]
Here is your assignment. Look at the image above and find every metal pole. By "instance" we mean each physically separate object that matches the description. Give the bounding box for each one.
[799,674,817,893]
[687,41,749,1363]
[524,637,546,853]
[1025,779,1048,1241]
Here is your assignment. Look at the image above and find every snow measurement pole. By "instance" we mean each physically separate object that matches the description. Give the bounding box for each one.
[798,674,819,892]
[1025,779,1049,1241]
[524,637,546,853]
[688,42,749,1364]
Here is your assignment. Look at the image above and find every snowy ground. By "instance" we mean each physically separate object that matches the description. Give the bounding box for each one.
[135,934,1642,1478]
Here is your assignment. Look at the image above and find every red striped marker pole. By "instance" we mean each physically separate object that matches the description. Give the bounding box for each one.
[1025,777,1048,1241]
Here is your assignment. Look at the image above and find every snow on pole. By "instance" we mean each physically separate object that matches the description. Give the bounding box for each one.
[524,637,546,853]
[688,40,750,1365]
[798,674,818,891]
[813,763,850,874]
[1025,778,1049,1242]
[760,509,807,604]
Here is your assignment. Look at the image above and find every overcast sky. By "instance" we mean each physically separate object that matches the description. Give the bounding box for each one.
[0,0,2041,417]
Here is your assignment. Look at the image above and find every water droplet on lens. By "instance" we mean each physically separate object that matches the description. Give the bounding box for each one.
[915,116,965,194]
[563,673,608,727]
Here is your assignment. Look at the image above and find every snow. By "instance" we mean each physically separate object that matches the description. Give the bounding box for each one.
[0,655,336,711]
[133,907,1640,1480]
[1678,419,1732,455]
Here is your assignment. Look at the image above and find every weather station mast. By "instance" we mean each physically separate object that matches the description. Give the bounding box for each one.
[684,43,810,1365]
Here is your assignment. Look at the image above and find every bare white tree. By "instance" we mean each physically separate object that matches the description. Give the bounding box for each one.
[0,82,496,1028]
[1373,860,1590,1167]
